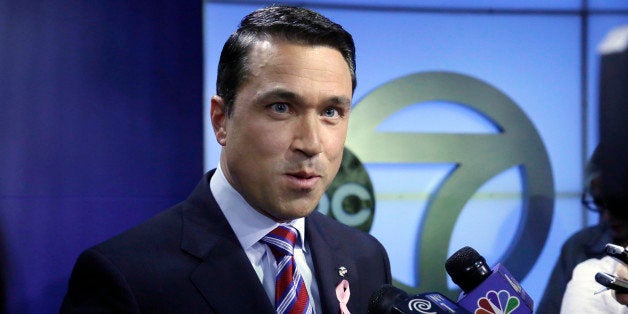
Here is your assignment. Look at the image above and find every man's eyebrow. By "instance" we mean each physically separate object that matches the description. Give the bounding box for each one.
[256,88,301,103]
[257,88,352,106]
[328,95,352,107]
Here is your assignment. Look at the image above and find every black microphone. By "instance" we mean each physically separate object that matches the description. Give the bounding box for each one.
[605,243,628,265]
[367,284,470,314]
[445,246,534,313]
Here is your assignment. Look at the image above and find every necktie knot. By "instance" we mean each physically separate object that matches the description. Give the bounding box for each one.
[261,225,298,259]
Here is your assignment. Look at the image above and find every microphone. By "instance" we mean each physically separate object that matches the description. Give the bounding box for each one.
[445,246,534,314]
[605,243,628,265]
[367,284,470,314]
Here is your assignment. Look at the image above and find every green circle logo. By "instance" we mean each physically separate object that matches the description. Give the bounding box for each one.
[344,71,554,298]
[317,147,375,232]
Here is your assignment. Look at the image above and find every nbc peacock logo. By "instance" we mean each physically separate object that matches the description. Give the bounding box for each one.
[475,290,520,314]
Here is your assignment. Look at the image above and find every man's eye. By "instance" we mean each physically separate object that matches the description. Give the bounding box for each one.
[270,103,289,113]
[323,107,340,118]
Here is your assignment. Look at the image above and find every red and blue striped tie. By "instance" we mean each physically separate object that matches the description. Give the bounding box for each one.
[261,225,314,314]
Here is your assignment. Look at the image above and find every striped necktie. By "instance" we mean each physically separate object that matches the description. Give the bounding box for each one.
[261,225,314,314]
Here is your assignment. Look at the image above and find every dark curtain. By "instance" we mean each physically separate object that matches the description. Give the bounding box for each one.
[599,43,628,198]
[0,1,204,313]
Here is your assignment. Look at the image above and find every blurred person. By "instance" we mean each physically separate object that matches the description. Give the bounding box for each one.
[537,143,628,313]
[60,6,391,313]
[561,189,628,312]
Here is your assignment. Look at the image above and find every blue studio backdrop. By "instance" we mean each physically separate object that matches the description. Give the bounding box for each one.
[202,0,628,306]
[0,1,203,313]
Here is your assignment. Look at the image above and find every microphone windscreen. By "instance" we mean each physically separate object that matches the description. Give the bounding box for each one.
[368,284,408,314]
[445,246,491,293]
[445,246,481,274]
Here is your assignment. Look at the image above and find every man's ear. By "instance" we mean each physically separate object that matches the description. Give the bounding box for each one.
[210,95,227,146]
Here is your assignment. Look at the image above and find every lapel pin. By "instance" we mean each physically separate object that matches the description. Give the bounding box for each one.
[336,279,351,314]
[338,266,348,277]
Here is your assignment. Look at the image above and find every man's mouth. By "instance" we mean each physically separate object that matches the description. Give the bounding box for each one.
[285,171,321,189]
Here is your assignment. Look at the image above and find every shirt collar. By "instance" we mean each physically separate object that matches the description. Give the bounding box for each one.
[210,164,307,251]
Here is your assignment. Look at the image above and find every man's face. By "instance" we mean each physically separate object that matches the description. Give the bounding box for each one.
[211,39,353,222]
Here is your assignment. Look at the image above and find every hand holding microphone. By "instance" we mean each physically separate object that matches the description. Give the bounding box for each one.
[597,243,628,305]
[595,243,628,294]
[614,259,628,306]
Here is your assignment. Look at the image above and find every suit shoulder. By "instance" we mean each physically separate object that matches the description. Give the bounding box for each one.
[89,203,185,257]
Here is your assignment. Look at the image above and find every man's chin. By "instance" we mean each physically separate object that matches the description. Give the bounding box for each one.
[273,206,318,222]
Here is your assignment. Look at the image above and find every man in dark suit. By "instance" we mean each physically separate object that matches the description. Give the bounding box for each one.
[61,5,391,313]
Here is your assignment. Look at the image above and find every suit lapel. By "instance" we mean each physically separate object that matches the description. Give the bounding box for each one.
[180,171,275,314]
[306,213,359,314]
[188,238,274,313]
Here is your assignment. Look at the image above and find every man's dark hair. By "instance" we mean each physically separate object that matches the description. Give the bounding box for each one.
[216,6,356,116]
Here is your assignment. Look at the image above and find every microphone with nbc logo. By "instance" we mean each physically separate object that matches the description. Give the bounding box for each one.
[445,246,534,314]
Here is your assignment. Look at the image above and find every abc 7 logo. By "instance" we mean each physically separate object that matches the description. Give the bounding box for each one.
[319,71,554,298]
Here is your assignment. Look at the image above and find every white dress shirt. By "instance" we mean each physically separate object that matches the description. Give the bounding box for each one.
[210,165,321,313]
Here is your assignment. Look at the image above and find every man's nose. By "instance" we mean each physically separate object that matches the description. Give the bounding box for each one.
[292,114,323,157]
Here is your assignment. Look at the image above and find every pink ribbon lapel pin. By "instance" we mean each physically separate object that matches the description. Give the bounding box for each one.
[335,266,350,314]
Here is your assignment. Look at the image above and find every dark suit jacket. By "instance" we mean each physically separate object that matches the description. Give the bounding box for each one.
[61,170,392,313]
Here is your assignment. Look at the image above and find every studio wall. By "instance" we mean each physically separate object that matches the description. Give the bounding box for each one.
[0,1,203,313]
